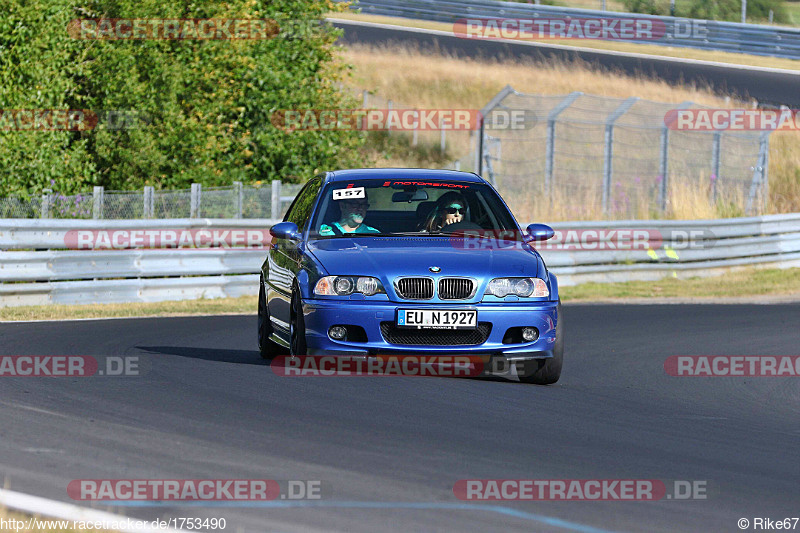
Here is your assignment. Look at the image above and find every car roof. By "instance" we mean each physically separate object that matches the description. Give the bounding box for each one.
[325,168,487,184]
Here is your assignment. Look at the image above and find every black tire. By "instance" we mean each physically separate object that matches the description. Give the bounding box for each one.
[258,276,283,360]
[289,286,307,356]
[518,301,564,385]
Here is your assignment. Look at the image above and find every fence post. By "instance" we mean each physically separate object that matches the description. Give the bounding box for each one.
[362,89,368,108]
[602,97,639,215]
[387,100,393,134]
[477,117,485,178]
[761,133,770,213]
[143,186,154,219]
[660,101,693,213]
[745,132,770,215]
[271,180,281,219]
[190,183,201,218]
[476,85,516,181]
[483,135,498,187]
[440,118,446,154]
[545,92,582,195]
[234,181,243,219]
[658,128,670,212]
[92,186,104,219]
[472,131,480,174]
[412,112,418,146]
[41,189,52,219]
[710,132,722,203]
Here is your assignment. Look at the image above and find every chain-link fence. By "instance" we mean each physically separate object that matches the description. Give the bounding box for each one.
[0,181,305,219]
[477,87,770,220]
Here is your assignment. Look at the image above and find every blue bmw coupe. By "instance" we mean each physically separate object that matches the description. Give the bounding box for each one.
[258,169,563,384]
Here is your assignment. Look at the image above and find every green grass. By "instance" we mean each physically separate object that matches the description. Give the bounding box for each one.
[361,130,454,169]
[1,267,799,322]
[786,1,800,24]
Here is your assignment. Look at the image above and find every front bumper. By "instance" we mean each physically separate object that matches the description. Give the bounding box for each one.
[302,298,559,361]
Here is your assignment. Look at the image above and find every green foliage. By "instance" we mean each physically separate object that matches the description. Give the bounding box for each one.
[365,130,452,167]
[685,0,786,22]
[623,0,787,22]
[0,0,362,196]
[622,0,668,16]
[507,0,563,5]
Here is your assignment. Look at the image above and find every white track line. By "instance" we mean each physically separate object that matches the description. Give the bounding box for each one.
[0,488,182,533]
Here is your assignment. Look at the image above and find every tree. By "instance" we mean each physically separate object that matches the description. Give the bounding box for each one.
[0,0,362,196]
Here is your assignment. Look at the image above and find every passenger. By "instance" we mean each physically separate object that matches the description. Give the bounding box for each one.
[319,190,381,236]
[423,191,468,233]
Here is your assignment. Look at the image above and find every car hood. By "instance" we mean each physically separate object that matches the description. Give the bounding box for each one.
[308,236,543,296]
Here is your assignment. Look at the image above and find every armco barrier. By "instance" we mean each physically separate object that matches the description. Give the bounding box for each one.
[346,0,800,60]
[0,215,798,307]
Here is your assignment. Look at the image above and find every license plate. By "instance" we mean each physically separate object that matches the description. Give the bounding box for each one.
[397,309,477,329]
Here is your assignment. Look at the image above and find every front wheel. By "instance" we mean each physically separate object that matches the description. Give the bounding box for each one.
[518,301,563,385]
[258,276,283,360]
[290,287,307,356]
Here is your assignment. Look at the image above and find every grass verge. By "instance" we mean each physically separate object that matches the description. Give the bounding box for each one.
[0,296,256,322]
[563,267,800,301]
[1,268,798,322]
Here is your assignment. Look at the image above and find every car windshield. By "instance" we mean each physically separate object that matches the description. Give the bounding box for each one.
[309,179,519,238]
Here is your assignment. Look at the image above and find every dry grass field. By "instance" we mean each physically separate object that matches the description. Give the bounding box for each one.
[344,45,800,221]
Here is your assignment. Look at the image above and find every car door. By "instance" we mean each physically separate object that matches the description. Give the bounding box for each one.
[266,178,323,338]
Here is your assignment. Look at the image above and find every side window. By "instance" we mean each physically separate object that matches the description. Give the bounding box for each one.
[284,178,322,231]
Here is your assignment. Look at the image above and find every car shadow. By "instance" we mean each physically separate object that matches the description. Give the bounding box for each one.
[136,346,268,366]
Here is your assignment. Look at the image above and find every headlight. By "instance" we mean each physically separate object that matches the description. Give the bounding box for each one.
[486,277,549,298]
[314,276,385,296]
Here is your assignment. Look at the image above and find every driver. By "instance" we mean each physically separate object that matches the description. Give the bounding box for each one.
[423,191,467,233]
[319,190,381,236]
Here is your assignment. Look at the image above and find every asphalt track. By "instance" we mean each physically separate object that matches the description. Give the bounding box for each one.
[333,20,800,108]
[1,304,799,532]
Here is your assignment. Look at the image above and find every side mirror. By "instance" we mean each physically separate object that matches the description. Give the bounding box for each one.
[526,223,555,242]
[270,221,301,241]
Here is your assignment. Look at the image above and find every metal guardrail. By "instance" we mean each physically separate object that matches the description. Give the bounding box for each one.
[349,0,800,60]
[539,214,800,284]
[0,218,281,249]
[1,215,799,307]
